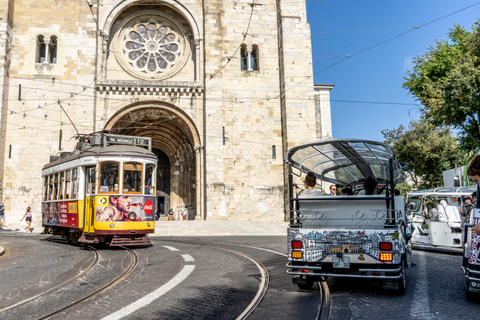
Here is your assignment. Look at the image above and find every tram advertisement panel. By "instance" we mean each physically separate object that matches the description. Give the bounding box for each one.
[469,208,480,265]
[42,201,79,227]
[95,195,155,222]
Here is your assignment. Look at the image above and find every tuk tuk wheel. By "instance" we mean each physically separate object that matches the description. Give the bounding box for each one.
[465,279,477,301]
[396,259,407,295]
[297,277,319,291]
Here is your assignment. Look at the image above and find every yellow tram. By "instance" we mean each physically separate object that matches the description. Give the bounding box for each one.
[41,133,157,246]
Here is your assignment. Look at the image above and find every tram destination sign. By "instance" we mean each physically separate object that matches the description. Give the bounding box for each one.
[104,134,151,147]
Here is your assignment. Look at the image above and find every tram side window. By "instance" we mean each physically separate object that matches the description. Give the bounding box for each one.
[87,168,96,194]
[48,174,54,200]
[123,162,142,193]
[99,162,119,193]
[64,170,71,199]
[43,176,48,201]
[71,169,78,199]
[54,173,59,200]
[59,172,65,199]
[145,163,155,195]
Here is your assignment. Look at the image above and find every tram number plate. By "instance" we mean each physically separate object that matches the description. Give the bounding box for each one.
[332,256,350,268]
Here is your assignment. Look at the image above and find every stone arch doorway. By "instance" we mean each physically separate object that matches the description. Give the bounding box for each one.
[104,102,202,220]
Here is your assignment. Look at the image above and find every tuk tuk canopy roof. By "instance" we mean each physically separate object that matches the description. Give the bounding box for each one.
[285,139,405,187]
[407,186,476,198]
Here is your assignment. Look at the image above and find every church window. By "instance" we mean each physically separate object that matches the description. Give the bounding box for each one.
[116,14,189,80]
[240,44,259,71]
[241,44,248,70]
[36,35,58,64]
[251,45,259,70]
[36,35,47,63]
[49,36,57,64]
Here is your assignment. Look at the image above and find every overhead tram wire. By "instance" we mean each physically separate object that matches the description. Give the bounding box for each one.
[312,26,420,34]
[8,0,463,121]
[274,0,480,100]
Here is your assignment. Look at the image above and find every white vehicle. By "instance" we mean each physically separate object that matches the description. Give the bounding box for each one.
[407,187,475,248]
[285,139,411,294]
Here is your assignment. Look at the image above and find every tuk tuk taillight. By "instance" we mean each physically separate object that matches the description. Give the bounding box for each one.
[291,240,303,249]
[292,251,303,259]
[379,252,393,262]
[379,242,392,251]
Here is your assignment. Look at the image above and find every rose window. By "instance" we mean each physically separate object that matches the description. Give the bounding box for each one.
[116,15,188,80]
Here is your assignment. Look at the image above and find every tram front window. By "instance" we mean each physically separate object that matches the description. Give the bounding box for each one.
[145,163,155,195]
[87,168,96,194]
[99,162,119,193]
[123,162,142,193]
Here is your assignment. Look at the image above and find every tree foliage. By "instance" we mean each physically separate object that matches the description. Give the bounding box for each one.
[382,117,468,189]
[403,21,480,151]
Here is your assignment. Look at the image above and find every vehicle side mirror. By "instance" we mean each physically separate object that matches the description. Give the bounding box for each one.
[408,202,416,210]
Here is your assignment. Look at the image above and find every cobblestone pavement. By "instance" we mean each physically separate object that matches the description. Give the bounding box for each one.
[328,250,479,320]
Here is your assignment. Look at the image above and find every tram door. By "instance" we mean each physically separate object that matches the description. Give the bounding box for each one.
[84,167,96,233]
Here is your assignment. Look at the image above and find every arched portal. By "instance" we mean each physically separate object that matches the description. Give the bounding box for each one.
[104,102,202,219]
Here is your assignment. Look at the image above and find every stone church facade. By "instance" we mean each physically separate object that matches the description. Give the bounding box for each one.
[0,0,332,223]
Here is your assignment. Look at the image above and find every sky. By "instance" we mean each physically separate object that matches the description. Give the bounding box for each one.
[305,0,480,142]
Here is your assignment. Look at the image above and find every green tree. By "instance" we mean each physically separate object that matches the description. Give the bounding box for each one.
[382,117,468,189]
[403,21,480,151]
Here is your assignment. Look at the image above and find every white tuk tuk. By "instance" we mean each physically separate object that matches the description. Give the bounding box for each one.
[407,187,475,248]
[285,139,411,294]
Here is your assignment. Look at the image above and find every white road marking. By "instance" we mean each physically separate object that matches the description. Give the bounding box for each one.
[162,245,179,251]
[409,251,432,319]
[101,265,195,320]
[181,254,195,262]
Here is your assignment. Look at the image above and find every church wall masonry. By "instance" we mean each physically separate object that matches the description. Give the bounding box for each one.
[0,0,332,224]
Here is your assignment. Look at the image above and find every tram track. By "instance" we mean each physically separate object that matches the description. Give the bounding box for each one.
[317,280,331,320]
[36,246,139,320]
[0,245,100,314]
[162,239,330,320]
[0,244,139,320]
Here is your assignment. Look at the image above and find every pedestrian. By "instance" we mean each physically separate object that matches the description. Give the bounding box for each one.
[182,206,188,220]
[0,201,5,227]
[168,208,174,221]
[20,206,33,233]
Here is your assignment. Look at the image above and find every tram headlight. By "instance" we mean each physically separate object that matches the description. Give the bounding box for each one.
[128,212,137,221]
[147,223,151,227]
[110,223,114,228]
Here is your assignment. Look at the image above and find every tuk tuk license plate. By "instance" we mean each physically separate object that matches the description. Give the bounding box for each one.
[332,256,350,268]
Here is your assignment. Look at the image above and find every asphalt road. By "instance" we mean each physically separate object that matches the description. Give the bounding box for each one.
[0,232,479,319]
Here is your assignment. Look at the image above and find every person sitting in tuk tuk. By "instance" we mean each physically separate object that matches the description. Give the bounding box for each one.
[298,172,324,198]
[341,187,353,196]
[358,176,377,195]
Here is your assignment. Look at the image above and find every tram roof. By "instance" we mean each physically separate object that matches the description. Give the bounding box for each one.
[285,138,405,187]
[43,144,157,170]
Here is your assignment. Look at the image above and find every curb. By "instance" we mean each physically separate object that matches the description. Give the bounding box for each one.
[413,244,463,256]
